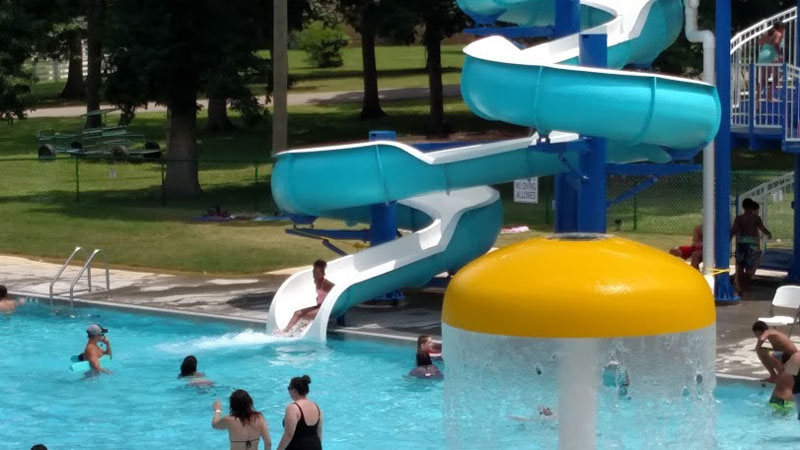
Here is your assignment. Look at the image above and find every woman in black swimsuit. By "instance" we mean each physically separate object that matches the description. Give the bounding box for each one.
[212,389,272,450]
[277,375,323,450]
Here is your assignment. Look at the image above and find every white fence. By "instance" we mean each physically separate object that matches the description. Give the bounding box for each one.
[27,40,89,83]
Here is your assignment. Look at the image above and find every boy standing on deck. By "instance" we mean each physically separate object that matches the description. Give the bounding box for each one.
[731,199,772,296]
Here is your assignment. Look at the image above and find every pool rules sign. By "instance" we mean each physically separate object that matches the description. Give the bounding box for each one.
[513,177,538,204]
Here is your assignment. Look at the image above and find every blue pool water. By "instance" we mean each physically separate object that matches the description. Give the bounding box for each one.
[1,302,800,449]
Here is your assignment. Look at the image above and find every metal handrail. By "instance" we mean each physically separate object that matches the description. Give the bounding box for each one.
[68,248,110,310]
[49,246,89,306]
[731,7,796,55]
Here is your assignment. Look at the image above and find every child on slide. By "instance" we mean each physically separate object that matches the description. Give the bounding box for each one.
[281,260,334,335]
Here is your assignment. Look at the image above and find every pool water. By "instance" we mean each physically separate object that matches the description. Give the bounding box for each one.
[1,302,800,449]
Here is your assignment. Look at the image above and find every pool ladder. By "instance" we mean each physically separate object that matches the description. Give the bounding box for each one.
[49,247,110,310]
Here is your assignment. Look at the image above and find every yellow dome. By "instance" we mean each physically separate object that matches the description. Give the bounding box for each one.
[442,234,715,338]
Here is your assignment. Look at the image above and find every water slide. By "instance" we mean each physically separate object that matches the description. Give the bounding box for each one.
[267,0,721,340]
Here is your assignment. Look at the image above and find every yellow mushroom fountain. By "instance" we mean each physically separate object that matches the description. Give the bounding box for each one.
[442,234,716,449]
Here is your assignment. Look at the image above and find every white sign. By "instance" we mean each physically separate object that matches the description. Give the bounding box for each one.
[514,177,539,204]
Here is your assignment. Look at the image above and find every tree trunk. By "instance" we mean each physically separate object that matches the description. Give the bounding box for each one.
[85,0,105,129]
[205,97,234,132]
[359,5,385,119]
[424,18,447,136]
[60,32,85,99]
[164,101,202,197]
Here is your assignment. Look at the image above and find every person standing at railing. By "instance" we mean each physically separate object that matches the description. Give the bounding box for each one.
[758,21,785,102]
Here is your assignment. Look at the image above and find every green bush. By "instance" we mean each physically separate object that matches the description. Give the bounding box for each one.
[297,21,349,68]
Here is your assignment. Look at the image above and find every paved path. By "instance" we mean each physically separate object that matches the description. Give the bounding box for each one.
[0,253,791,378]
[26,85,462,118]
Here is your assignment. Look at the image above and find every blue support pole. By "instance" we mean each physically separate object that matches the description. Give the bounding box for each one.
[365,130,403,310]
[790,0,800,281]
[369,203,398,246]
[577,33,608,233]
[555,0,580,37]
[788,155,800,281]
[554,174,578,232]
[715,0,737,303]
[553,0,582,232]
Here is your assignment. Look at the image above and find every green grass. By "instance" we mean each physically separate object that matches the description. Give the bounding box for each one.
[1,94,792,274]
[0,97,524,274]
[282,45,463,93]
[32,46,464,108]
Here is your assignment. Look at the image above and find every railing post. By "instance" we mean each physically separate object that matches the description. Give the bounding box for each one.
[749,63,756,148]
[160,158,166,206]
[784,61,789,140]
[74,157,80,201]
[254,162,259,212]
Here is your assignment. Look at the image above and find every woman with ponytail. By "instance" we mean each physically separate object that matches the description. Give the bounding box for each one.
[277,375,322,450]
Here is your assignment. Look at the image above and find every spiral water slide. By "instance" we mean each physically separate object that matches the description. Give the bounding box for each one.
[267,0,720,340]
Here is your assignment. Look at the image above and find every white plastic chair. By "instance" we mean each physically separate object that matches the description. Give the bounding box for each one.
[758,285,800,337]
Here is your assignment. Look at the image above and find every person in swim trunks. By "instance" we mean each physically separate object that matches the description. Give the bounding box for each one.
[669,224,703,270]
[732,199,772,296]
[753,320,797,383]
[781,352,800,420]
[765,351,796,414]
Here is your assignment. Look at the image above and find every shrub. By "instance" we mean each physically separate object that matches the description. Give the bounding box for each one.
[297,21,349,68]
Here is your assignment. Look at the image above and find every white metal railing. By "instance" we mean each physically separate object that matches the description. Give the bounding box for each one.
[731,63,786,129]
[786,65,800,142]
[730,8,797,62]
[49,246,110,310]
[731,7,800,144]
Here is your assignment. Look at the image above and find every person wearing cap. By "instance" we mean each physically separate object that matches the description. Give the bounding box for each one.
[83,324,112,373]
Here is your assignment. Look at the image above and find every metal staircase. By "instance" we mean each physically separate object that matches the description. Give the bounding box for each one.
[731,7,800,151]
[49,246,110,310]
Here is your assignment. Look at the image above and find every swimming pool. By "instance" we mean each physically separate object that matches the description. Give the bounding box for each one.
[0,302,798,449]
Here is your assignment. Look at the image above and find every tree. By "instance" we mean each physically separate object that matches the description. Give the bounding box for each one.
[105,0,270,197]
[26,0,88,100]
[410,0,469,135]
[338,0,384,118]
[204,0,307,133]
[0,0,38,122]
[337,0,418,119]
[85,0,105,128]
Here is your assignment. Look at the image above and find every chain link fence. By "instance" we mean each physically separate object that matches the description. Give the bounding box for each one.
[605,170,794,248]
[1,156,795,248]
[2,156,276,215]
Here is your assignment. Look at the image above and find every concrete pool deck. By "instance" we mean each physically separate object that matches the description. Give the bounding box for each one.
[1,253,795,380]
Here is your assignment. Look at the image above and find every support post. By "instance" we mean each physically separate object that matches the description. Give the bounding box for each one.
[788,159,800,281]
[577,33,607,233]
[272,0,288,154]
[554,0,580,37]
[554,174,578,232]
[714,0,737,303]
[553,0,582,232]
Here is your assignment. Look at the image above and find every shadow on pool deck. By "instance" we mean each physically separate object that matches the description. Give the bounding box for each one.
[2,254,796,380]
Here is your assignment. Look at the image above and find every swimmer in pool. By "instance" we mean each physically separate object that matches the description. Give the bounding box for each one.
[417,334,442,359]
[283,260,334,333]
[82,324,112,374]
[178,355,214,386]
[0,285,25,314]
[408,351,443,379]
